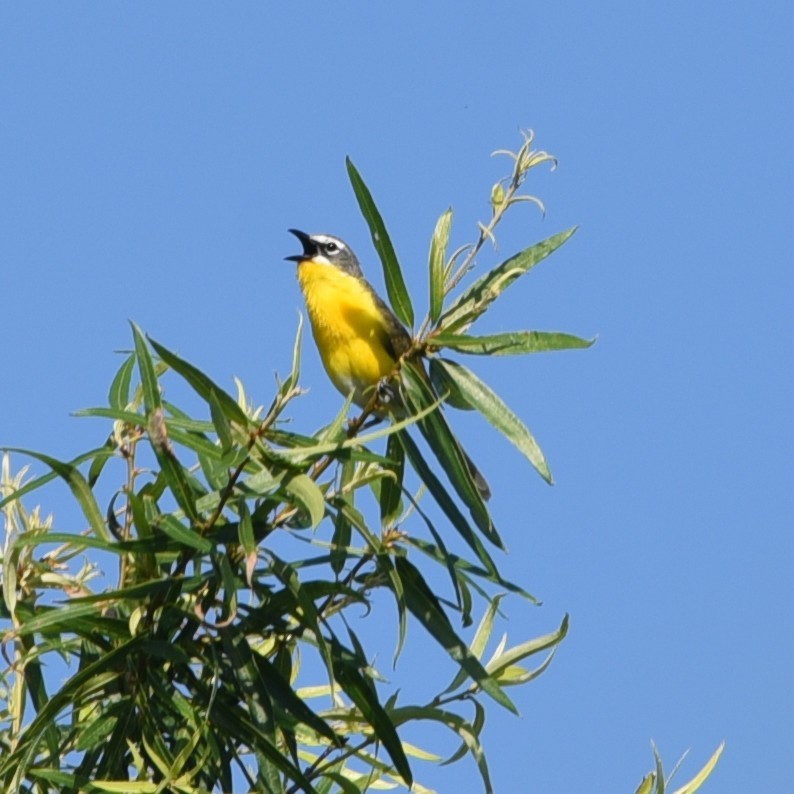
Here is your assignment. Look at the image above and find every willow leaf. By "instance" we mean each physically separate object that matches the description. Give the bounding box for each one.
[346,157,414,327]
[440,227,577,332]
[435,358,552,484]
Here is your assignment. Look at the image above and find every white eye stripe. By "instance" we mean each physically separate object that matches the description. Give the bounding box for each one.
[312,234,346,251]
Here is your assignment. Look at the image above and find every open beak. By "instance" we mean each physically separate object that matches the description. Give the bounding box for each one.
[285,229,316,262]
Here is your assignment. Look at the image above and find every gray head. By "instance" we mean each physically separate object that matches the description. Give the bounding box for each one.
[286,229,364,279]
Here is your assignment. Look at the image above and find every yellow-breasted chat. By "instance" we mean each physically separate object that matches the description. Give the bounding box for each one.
[286,228,490,500]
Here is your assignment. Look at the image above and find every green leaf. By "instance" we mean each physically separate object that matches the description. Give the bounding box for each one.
[444,596,504,694]
[429,208,452,322]
[74,406,147,425]
[432,330,595,356]
[0,638,142,781]
[237,497,256,556]
[148,336,249,427]
[398,485,466,622]
[268,553,335,684]
[405,534,541,604]
[87,436,116,487]
[670,742,725,794]
[108,352,136,409]
[220,623,276,733]
[636,773,656,794]
[440,698,486,768]
[155,514,212,553]
[275,395,443,466]
[400,362,500,546]
[395,557,516,714]
[219,627,320,793]
[375,553,407,666]
[149,417,203,524]
[390,705,492,793]
[168,426,227,461]
[3,448,112,542]
[0,447,113,511]
[283,472,326,529]
[280,312,304,398]
[331,635,413,786]
[435,358,553,484]
[396,431,500,576]
[440,226,578,332]
[485,614,569,677]
[130,321,161,412]
[19,635,60,761]
[208,389,233,452]
[333,498,383,555]
[428,357,475,411]
[132,327,203,521]
[12,529,169,557]
[253,652,341,747]
[330,462,355,576]
[379,434,404,529]
[346,156,414,327]
[73,700,127,752]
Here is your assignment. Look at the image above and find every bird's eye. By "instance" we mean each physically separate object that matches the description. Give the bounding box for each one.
[325,241,338,254]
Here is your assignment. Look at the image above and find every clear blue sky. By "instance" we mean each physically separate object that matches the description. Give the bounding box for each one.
[2,3,792,791]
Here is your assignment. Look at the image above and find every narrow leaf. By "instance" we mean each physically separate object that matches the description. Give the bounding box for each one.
[429,208,452,322]
[485,614,569,676]
[108,352,136,409]
[432,330,595,356]
[3,448,112,542]
[283,473,326,529]
[440,227,578,332]
[445,596,504,694]
[0,447,113,511]
[208,389,234,452]
[379,434,404,528]
[148,414,202,523]
[331,461,355,575]
[155,514,212,553]
[398,484,466,621]
[395,557,517,714]
[130,321,161,412]
[390,705,492,792]
[331,636,413,786]
[346,156,414,327]
[219,628,320,792]
[74,406,148,425]
[237,497,256,556]
[253,653,341,746]
[428,357,475,411]
[400,362,500,546]
[396,431,500,576]
[375,553,407,666]
[671,742,725,794]
[281,312,304,397]
[148,336,249,426]
[436,358,553,484]
[636,774,656,794]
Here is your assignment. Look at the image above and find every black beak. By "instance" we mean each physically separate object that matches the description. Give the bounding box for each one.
[285,228,316,262]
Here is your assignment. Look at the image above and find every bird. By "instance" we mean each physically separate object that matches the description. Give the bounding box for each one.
[286,229,490,500]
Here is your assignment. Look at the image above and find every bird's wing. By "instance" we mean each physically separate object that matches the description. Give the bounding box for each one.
[370,289,412,361]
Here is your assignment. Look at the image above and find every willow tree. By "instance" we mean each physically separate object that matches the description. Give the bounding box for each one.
[0,133,721,793]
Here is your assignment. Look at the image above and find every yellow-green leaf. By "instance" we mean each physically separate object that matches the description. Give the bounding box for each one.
[440,226,577,332]
[346,157,414,327]
[429,208,452,323]
[432,330,595,356]
[434,359,552,484]
[671,742,725,794]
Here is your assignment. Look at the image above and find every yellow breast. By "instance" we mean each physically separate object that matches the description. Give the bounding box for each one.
[297,260,396,406]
